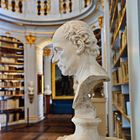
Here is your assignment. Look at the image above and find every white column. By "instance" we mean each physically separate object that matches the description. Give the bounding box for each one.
[44,55,52,89]
[35,46,44,121]
[36,47,43,74]
[24,44,38,122]
[126,0,140,140]
[103,0,113,136]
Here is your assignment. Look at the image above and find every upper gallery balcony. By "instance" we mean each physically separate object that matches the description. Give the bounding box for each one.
[0,0,99,25]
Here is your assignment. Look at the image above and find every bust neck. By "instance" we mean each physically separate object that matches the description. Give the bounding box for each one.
[74,54,108,85]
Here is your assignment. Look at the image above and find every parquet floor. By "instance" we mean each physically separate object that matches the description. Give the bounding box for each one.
[0,114,75,140]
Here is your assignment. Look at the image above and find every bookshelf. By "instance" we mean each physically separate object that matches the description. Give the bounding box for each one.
[109,0,131,139]
[93,28,102,65]
[0,36,25,127]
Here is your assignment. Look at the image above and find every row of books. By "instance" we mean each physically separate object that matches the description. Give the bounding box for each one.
[0,57,24,64]
[0,90,24,96]
[0,74,24,79]
[0,42,23,49]
[111,1,126,44]
[112,91,130,115]
[0,113,21,124]
[120,26,127,53]
[113,111,131,139]
[113,26,127,64]
[0,57,17,63]
[0,66,24,71]
[0,99,19,110]
[117,0,126,21]
[110,0,126,13]
[112,60,128,84]
[0,81,24,87]
[109,0,117,19]
[0,36,19,42]
[1,52,24,57]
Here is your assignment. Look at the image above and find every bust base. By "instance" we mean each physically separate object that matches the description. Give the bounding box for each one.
[57,116,104,140]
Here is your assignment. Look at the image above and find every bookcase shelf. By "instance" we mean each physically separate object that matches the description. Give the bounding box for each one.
[113,103,130,123]
[0,36,25,126]
[0,38,22,44]
[111,5,126,48]
[109,0,116,15]
[110,0,118,29]
[0,46,23,51]
[0,108,24,113]
[0,62,24,65]
[113,44,127,68]
[0,94,24,97]
[0,86,24,88]
[0,78,24,80]
[0,54,24,58]
[0,70,24,73]
[112,81,129,86]
[109,0,131,139]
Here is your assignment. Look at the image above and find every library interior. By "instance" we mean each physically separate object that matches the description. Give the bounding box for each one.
[0,0,140,140]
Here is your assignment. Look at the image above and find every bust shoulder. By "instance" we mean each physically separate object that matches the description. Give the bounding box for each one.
[73,75,109,108]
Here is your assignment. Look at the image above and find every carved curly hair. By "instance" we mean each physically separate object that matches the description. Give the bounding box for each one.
[60,20,100,57]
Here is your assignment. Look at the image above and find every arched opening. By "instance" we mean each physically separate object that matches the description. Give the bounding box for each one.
[36,39,74,115]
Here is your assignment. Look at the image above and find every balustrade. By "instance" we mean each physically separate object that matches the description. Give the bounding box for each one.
[0,0,23,13]
[37,0,51,16]
[0,0,93,20]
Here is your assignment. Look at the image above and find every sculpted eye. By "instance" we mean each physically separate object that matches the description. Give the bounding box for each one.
[54,47,63,53]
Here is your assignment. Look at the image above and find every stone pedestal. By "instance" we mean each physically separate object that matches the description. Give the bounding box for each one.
[57,117,104,140]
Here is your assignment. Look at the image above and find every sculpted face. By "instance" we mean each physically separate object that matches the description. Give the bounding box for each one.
[52,32,80,76]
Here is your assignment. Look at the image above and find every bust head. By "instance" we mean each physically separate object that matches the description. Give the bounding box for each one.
[52,20,100,76]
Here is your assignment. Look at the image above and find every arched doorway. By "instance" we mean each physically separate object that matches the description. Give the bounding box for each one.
[43,46,74,114]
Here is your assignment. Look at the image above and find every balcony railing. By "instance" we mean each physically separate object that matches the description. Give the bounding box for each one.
[0,0,23,14]
[0,0,96,24]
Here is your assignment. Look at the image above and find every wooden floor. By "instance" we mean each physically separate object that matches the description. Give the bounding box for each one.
[0,114,75,140]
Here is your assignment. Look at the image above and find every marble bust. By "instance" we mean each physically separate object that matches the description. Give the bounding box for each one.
[52,20,109,140]
[28,81,34,103]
